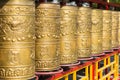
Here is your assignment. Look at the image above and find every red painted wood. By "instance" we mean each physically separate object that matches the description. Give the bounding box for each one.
[82,0,120,7]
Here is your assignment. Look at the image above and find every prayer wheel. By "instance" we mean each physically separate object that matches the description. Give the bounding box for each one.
[91,9,103,55]
[77,7,92,58]
[35,3,60,71]
[0,0,35,80]
[118,12,120,70]
[118,12,120,47]
[60,6,78,64]
[102,10,112,52]
[111,11,119,48]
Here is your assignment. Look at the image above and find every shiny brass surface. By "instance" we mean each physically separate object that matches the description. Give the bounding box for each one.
[77,7,91,57]
[60,6,78,64]
[102,10,112,51]
[35,3,60,71]
[36,3,60,17]
[111,11,119,48]
[118,12,120,46]
[77,36,91,57]
[0,0,35,80]
[60,6,78,18]
[91,9,103,54]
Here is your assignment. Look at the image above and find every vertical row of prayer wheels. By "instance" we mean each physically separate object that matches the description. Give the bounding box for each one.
[0,1,120,79]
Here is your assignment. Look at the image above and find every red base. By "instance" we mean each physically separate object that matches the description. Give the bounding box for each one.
[113,47,119,51]
[118,74,120,80]
[103,50,113,54]
[92,53,105,57]
[61,61,80,67]
[35,68,63,75]
[118,48,120,53]
[36,50,119,80]
[78,57,94,61]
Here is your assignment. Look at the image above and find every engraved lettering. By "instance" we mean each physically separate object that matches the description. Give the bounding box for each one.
[9,51,19,64]
[30,49,35,60]
[39,46,48,56]
[36,60,58,68]
[64,42,71,51]
[0,6,34,15]
[0,69,5,77]
[0,66,34,77]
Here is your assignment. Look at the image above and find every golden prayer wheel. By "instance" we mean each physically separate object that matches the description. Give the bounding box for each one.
[118,12,120,47]
[102,10,112,52]
[35,3,60,71]
[111,11,119,48]
[60,6,78,64]
[91,9,103,55]
[118,12,120,70]
[0,0,35,80]
[77,7,92,58]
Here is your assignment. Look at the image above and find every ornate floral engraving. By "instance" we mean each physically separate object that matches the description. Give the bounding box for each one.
[91,9,103,54]
[35,3,60,71]
[111,11,119,48]
[102,10,112,51]
[0,1,35,79]
[59,6,78,64]
[77,7,91,57]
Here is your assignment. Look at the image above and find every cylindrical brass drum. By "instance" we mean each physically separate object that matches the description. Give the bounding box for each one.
[91,9,103,55]
[118,12,120,47]
[60,6,78,64]
[35,3,60,71]
[111,11,119,48]
[0,0,35,80]
[102,10,112,52]
[77,7,92,58]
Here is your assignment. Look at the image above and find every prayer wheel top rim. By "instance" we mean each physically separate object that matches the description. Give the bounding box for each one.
[61,5,78,10]
[112,11,119,14]
[103,10,112,16]
[92,9,103,16]
[103,10,112,13]
[1,0,34,1]
[78,6,91,10]
[0,0,35,5]
[92,9,103,12]
[36,3,60,9]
